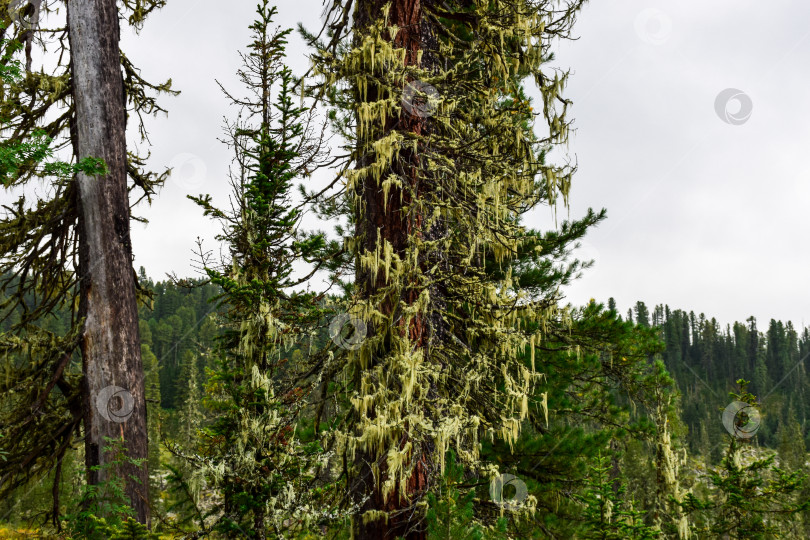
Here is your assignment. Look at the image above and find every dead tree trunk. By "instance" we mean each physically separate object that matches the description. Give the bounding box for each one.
[67,0,150,524]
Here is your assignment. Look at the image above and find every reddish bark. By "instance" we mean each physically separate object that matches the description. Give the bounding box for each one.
[354,0,436,538]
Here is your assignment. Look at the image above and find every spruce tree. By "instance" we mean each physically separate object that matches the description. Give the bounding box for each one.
[635,302,650,328]
[174,351,200,444]
[141,338,163,503]
[176,350,204,450]
[179,3,333,536]
[425,451,506,539]
[577,452,658,539]
[679,382,810,538]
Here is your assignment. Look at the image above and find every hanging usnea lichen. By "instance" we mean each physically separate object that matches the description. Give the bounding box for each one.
[654,390,691,539]
[306,0,588,532]
[180,3,341,535]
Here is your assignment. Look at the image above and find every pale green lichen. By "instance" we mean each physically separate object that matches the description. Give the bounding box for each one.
[313,0,584,527]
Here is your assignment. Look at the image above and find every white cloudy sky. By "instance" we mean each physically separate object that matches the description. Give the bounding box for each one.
[116,0,810,329]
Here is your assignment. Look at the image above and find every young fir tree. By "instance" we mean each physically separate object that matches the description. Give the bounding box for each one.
[63,438,155,538]
[176,3,333,537]
[678,381,810,538]
[306,0,589,536]
[576,451,657,539]
[0,1,174,523]
[176,349,204,449]
[650,372,690,539]
[141,339,163,503]
[425,451,507,540]
[162,349,206,531]
[777,408,805,472]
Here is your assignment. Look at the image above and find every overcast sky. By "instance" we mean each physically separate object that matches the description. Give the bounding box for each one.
[117,0,810,330]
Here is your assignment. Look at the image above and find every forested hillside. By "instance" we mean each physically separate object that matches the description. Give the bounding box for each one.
[6,273,810,537]
[1,0,809,538]
[647,302,810,461]
[136,285,810,470]
[103,284,810,469]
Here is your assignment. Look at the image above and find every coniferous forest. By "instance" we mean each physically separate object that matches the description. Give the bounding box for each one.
[1,1,808,538]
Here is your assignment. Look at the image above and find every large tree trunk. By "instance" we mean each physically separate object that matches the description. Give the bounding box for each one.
[68,0,150,524]
[353,0,440,538]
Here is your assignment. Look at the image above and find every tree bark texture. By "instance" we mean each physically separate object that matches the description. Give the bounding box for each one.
[67,0,149,524]
[353,0,440,538]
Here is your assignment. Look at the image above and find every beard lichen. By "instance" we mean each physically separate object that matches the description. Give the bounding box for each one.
[311,0,587,530]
